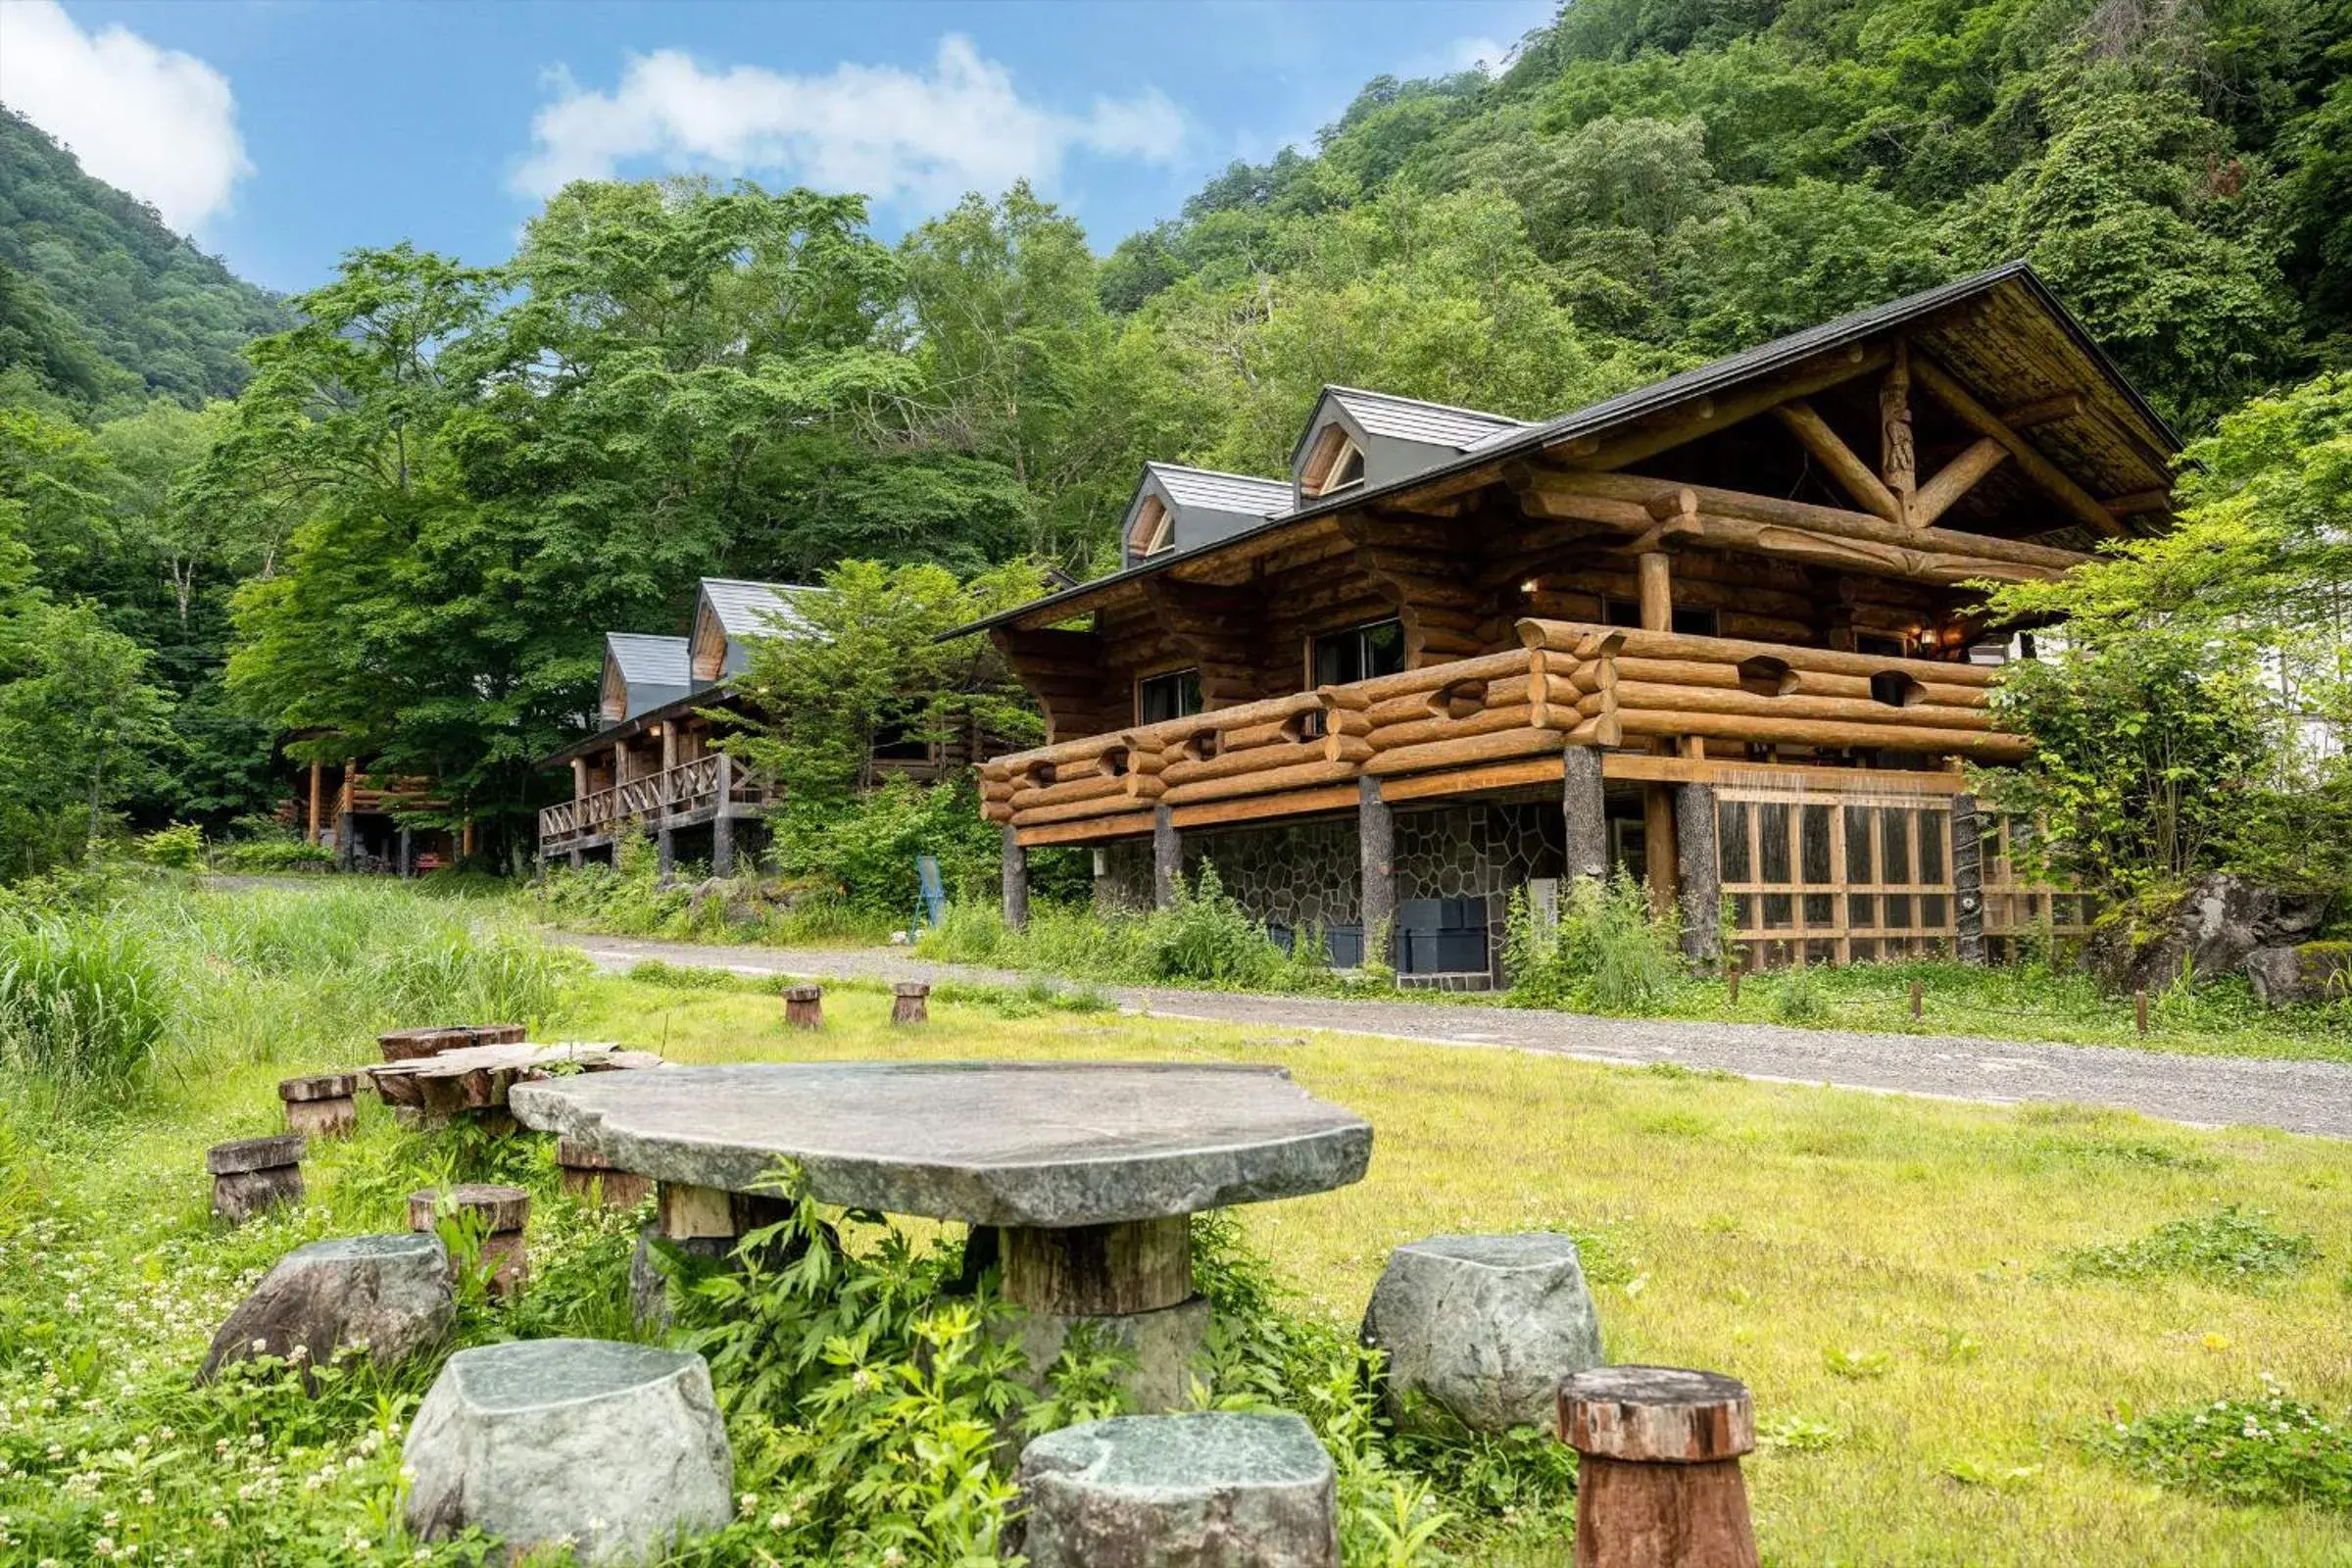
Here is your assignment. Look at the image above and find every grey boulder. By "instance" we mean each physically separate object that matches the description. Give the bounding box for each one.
[1361,1233,1603,1434]
[199,1234,453,1384]
[2247,942,2351,1007]
[1016,1411,1337,1567]
[2084,872,2331,996]
[404,1339,733,1564]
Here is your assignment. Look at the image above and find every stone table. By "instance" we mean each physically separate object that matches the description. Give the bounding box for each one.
[509,1061,1373,1406]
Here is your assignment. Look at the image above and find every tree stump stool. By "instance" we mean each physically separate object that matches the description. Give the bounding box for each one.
[376,1025,474,1064]
[558,1139,653,1209]
[208,1135,305,1224]
[403,1339,732,1564]
[409,1183,531,1296]
[890,981,930,1025]
[278,1072,361,1139]
[1016,1411,1338,1567]
[783,984,823,1029]
[1558,1366,1758,1568]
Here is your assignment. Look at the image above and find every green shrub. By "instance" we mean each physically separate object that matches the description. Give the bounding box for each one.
[1142,862,1287,987]
[2093,1380,2352,1512]
[1503,872,1685,1014]
[134,822,205,870]
[212,836,335,872]
[2052,1205,2320,1286]
[1771,959,1830,1024]
[0,912,170,1088]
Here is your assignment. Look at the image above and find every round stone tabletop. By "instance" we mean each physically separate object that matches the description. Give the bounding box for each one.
[507,1060,1373,1228]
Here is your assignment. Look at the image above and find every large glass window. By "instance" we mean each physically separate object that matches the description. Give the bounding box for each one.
[1312,618,1407,687]
[1137,668,1202,724]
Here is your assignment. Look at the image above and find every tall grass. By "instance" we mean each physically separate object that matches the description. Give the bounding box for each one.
[0,913,169,1089]
[0,880,584,1101]
[1501,872,1688,1014]
[917,863,1350,991]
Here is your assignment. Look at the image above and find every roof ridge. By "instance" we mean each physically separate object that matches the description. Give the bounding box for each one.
[1323,384,1532,424]
[1145,461,1291,486]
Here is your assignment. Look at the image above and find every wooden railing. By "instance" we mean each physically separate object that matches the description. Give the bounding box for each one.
[537,755,772,851]
[982,619,2021,836]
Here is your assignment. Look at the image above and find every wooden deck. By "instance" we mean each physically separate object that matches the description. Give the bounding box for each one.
[538,754,772,854]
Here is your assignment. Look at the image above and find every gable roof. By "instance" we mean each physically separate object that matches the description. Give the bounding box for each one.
[945,261,2179,642]
[605,632,689,688]
[701,577,824,640]
[1319,387,1533,452]
[1149,463,1294,518]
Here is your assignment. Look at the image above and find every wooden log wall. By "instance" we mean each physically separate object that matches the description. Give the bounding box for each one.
[985,622,2022,839]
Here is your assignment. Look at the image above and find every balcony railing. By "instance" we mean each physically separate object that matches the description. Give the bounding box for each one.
[538,755,771,852]
[980,618,2022,836]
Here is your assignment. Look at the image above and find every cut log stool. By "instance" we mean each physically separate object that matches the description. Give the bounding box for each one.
[409,1183,531,1297]
[783,984,823,1030]
[278,1072,360,1139]
[1558,1365,1758,1568]
[209,1134,305,1224]
[558,1139,653,1209]
[890,981,930,1025]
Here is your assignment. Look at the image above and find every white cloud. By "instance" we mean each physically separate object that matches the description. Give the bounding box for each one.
[1447,35,1514,75]
[0,0,251,231]
[514,35,1184,205]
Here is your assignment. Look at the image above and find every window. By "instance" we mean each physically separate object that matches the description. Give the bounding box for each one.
[1856,632,1909,658]
[1138,668,1202,724]
[1130,497,1174,560]
[1312,618,1407,687]
[1300,424,1368,497]
[1604,597,1719,636]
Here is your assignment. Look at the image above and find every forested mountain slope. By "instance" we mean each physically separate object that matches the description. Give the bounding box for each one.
[1101,0,2349,463]
[0,109,288,411]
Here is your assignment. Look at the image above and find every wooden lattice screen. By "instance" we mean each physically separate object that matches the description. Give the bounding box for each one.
[1716,784,2092,969]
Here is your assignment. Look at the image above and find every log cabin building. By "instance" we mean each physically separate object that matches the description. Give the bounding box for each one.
[535,575,962,873]
[961,264,2168,984]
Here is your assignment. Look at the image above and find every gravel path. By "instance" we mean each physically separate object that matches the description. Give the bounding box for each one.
[553,932,2352,1140]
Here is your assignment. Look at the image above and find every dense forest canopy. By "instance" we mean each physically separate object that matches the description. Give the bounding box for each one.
[0,111,289,412]
[0,0,2347,867]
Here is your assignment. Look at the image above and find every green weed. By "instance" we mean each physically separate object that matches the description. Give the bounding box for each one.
[2053,1205,2321,1286]
[2093,1380,2352,1513]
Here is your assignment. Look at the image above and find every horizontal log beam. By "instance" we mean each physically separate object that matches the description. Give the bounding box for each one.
[1599,753,1971,794]
[1516,618,1999,685]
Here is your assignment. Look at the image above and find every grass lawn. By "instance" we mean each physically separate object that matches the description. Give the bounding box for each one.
[4,883,2347,1565]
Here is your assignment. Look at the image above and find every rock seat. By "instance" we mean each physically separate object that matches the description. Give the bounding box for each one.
[1016,1411,1337,1567]
[1361,1233,1602,1434]
[404,1338,733,1565]
[200,1233,452,1384]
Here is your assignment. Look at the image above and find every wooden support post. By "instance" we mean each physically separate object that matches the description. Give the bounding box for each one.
[711,752,736,876]
[307,760,323,845]
[460,819,475,860]
[1674,783,1720,966]
[1559,1366,1759,1568]
[1949,792,1985,964]
[1563,747,1607,883]
[1643,784,1679,918]
[657,826,675,876]
[1152,804,1181,909]
[557,1141,652,1209]
[1001,1216,1193,1315]
[1637,553,1673,633]
[657,723,679,876]
[335,807,355,871]
[1358,776,1395,969]
[398,826,414,878]
[1909,980,1924,1019]
[1002,825,1030,932]
[1881,340,1915,524]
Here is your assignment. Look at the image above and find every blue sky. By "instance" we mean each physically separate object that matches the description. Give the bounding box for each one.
[1,0,1555,294]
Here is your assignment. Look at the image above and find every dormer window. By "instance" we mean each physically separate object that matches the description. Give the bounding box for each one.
[1301,425,1367,498]
[1131,497,1174,559]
